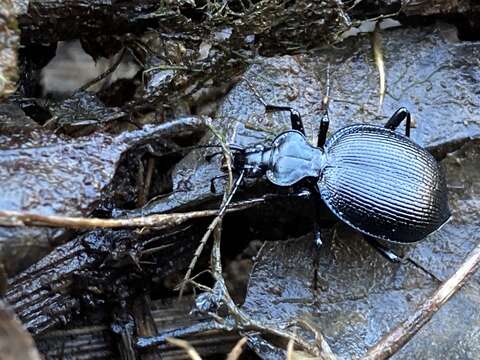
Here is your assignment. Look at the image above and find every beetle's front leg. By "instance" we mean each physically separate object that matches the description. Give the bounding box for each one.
[317,108,330,147]
[317,64,331,147]
[385,108,411,137]
[264,105,305,135]
[243,77,305,134]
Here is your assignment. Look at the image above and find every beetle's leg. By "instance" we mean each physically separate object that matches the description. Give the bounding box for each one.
[264,105,305,135]
[209,174,229,193]
[312,192,323,248]
[364,235,402,263]
[317,108,330,147]
[243,77,305,134]
[385,107,411,137]
[205,145,244,162]
[306,183,323,247]
[317,64,331,147]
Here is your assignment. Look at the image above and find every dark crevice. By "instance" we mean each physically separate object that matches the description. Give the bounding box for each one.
[398,13,480,41]
[444,13,480,41]
[427,136,479,161]
[179,3,207,23]
[16,99,52,125]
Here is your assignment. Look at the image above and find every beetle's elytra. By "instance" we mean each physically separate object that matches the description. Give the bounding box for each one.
[222,102,450,259]
[319,124,449,243]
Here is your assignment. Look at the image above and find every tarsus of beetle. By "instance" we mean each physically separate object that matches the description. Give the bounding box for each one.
[372,21,385,112]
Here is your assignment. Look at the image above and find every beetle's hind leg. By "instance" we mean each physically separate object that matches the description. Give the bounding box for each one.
[307,183,327,292]
[385,107,411,137]
[364,235,402,263]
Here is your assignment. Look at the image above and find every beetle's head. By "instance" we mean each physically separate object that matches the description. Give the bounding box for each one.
[231,144,271,178]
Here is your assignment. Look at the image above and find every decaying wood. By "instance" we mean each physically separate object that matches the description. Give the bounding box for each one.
[20,0,350,47]
[132,296,163,360]
[36,297,241,360]
[362,241,480,360]
[4,227,198,335]
[37,325,115,359]
[18,0,480,46]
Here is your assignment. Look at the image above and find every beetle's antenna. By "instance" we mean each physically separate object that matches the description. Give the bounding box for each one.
[323,63,331,114]
[243,77,268,107]
[205,145,244,162]
[317,63,331,147]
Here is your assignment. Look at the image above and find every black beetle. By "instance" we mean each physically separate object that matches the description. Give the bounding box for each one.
[216,86,451,261]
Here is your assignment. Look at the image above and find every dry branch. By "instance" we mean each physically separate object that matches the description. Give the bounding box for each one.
[226,337,248,360]
[208,209,335,358]
[178,125,236,298]
[0,199,265,229]
[362,241,480,360]
[165,338,202,360]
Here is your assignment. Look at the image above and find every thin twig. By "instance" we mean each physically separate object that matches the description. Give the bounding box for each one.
[0,198,264,229]
[226,337,248,360]
[362,241,480,360]
[166,337,202,360]
[178,125,235,298]
[77,47,127,92]
[178,171,243,298]
[286,338,295,360]
[209,206,321,356]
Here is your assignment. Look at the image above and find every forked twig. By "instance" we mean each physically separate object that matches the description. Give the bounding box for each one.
[178,170,244,298]
[292,319,336,360]
[209,219,323,356]
[178,124,236,298]
[362,241,480,360]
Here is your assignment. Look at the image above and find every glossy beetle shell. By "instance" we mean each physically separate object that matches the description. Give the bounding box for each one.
[265,131,324,187]
[319,124,450,243]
